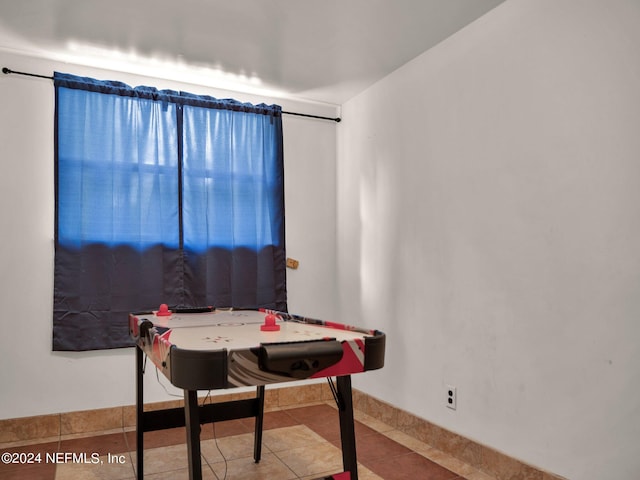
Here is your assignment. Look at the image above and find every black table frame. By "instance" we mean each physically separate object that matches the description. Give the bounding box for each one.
[135,346,360,480]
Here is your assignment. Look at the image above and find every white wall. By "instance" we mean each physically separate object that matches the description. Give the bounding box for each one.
[0,50,338,418]
[336,1,640,479]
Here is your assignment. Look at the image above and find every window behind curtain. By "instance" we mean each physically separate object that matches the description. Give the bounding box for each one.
[53,73,286,351]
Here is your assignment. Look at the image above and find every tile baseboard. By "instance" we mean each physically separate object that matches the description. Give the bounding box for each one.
[0,383,333,444]
[0,383,565,480]
[351,389,567,480]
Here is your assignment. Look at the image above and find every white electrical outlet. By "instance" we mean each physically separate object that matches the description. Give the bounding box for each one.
[446,385,457,410]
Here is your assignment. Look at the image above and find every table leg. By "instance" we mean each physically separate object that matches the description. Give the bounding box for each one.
[253,385,265,463]
[136,347,144,480]
[184,390,203,480]
[337,375,358,480]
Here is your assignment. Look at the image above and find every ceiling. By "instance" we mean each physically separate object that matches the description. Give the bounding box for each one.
[0,0,505,105]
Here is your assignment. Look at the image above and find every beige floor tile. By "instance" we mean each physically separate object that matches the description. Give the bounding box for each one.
[130,443,189,476]
[262,424,326,452]
[207,452,297,480]
[274,441,343,478]
[357,466,387,480]
[299,470,336,480]
[201,432,255,462]
[143,466,217,479]
[54,453,134,480]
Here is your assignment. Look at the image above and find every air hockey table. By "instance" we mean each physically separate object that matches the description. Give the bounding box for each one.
[129,306,385,480]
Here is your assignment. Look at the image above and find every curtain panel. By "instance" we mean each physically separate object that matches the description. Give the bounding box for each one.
[53,72,286,351]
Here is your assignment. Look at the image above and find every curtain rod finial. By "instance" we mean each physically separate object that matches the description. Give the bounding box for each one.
[2,67,11,74]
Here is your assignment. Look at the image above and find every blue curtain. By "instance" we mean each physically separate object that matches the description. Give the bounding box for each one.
[53,73,286,351]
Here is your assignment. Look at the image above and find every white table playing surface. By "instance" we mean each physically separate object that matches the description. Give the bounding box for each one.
[135,309,368,351]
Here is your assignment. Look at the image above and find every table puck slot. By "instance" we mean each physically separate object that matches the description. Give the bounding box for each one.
[258,339,343,379]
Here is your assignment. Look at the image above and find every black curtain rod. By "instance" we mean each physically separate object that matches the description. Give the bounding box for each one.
[280,109,340,122]
[2,67,53,80]
[2,67,341,123]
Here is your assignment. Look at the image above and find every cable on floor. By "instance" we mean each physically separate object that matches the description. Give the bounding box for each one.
[201,390,228,480]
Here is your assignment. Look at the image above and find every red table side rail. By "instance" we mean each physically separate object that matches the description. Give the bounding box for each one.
[261,308,380,337]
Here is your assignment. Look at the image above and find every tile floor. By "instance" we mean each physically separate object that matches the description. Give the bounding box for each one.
[0,402,495,480]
